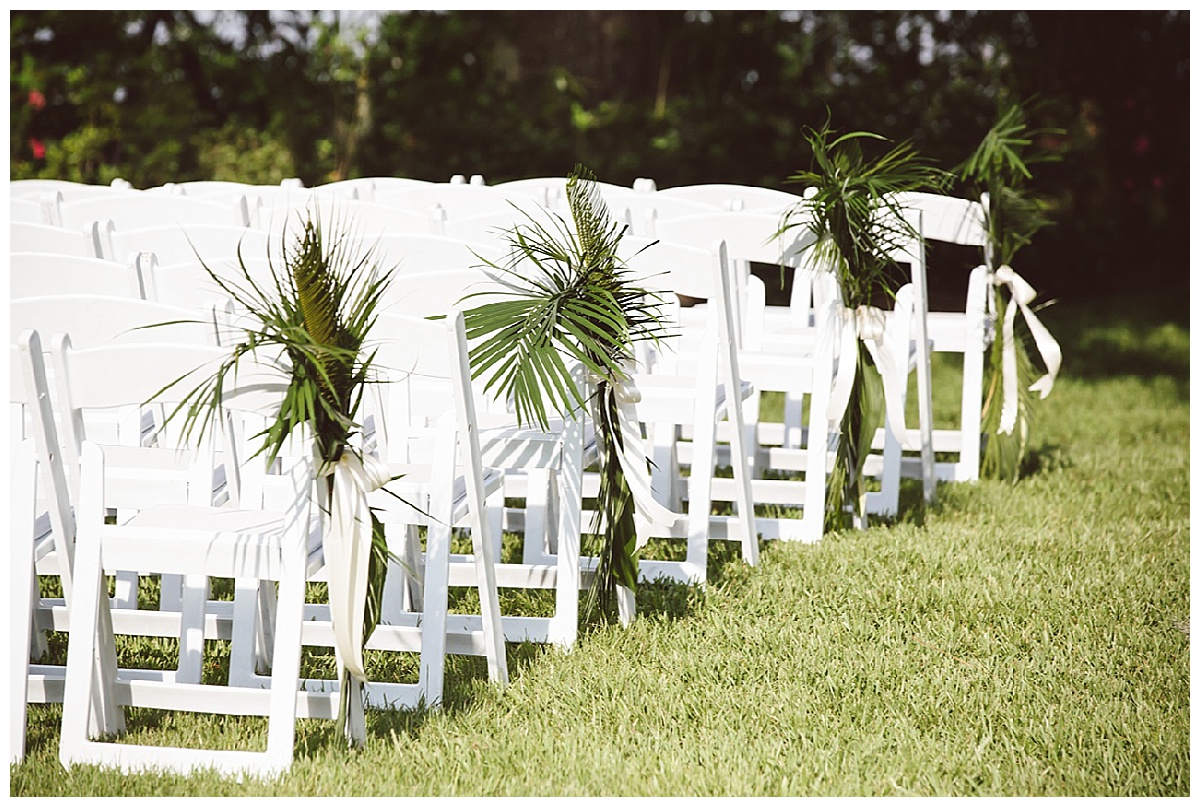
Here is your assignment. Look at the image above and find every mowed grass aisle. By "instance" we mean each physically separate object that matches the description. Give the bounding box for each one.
[11,292,1189,796]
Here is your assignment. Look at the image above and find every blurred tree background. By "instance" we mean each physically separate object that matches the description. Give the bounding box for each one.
[9,10,1189,302]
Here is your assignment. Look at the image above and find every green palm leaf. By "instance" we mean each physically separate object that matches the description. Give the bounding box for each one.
[461,164,666,617]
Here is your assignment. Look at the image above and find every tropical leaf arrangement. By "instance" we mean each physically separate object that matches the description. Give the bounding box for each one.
[163,208,394,745]
[957,101,1062,482]
[460,164,666,618]
[779,120,948,530]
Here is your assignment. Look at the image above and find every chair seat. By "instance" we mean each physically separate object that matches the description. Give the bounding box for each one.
[99,505,323,579]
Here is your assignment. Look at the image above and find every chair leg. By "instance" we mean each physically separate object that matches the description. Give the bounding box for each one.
[418,520,451,707]
[59,524,125,770]
[10,462,37,764]
[263,567,305,773]
[176,574,210,684]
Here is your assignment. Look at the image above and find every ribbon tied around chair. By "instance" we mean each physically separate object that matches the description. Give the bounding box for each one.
[992,265,1063,435]
[824,304,914,451]
[320,448,392,681]
[590,371,681,549]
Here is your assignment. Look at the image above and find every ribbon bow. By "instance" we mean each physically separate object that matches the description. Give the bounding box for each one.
[993,265,1063,435]
[320,448,392,680]
[824,304,913,451]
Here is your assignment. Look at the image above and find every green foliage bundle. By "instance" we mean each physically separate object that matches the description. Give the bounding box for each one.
[780,122,947,529]
[166,209,394,741]
[957,102,1061,482]
[461,164,665,616]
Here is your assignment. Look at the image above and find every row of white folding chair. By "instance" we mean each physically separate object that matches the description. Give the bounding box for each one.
[18,311,510,776]
[34,337,320,777]
[638,211,932,523]
[231,311,510,718]
[620,238,839,544]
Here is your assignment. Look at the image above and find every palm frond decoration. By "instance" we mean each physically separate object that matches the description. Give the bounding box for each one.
[957,101,1064,482]
[461,164,666,618]
[779,120,949,529]
[162,206,394,746]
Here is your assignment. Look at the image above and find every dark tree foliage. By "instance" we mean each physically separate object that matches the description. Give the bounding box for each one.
[10,10,1188,300]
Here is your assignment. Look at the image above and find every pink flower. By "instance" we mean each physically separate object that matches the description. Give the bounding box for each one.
[30,138,45,160]
[27,90,45,110]
[1133,135,1150,156]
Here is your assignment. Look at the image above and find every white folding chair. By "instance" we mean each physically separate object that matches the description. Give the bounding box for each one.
[257,310,511,712]
[891,191,991,483]
[54,341,321,778]
[606,239,758,587]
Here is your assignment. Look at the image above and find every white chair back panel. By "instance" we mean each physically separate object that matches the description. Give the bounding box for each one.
[361,233,505,278]
[380,267,509,318]
[658,183,804,212]
[10,295,218,349]
[373,183,524,218]
[10,196,45,224]
[101,222,273,266]
[10,253,144,299]
[10,221,100,258]
[258,196,433,240]
[893,191,987,247]
[58,193,248,231]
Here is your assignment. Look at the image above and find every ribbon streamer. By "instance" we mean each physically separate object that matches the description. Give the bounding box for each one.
[590,373,681,549]
[992,265,1063,435]
[320,449,392,680]
[824,304,913,451]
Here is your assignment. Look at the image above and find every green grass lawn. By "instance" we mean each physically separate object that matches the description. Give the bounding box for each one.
[10,291,1189,796]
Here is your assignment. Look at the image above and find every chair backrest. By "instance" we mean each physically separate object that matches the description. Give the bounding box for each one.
[656,183,805,212]
[49,333,286,503]
[313,176,434,203]
[10,195,45,224]
[56,192,250,231]
[14,331,79,598]
[357,232,505,279]
[11,179,131,203]
[10,221,102,258]
[10,252,146,300]
[891,191,987,247]
[373,183,526,219]
[367,311,492,493]
[258,195,434,240]
[98,221,273,266]
[602,192,720,238]
[10,294,219,349]
[380,266,511,318]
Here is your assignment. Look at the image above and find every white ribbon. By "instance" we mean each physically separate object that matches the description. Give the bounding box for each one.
[824,305,913,450]
[590,373,681,549]
[320,449,392,680]
[993,265,1063,435]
